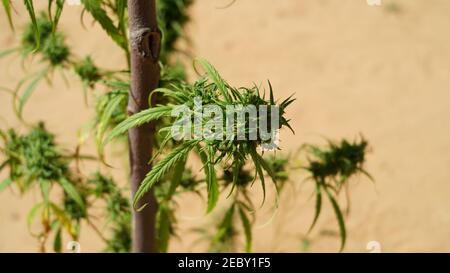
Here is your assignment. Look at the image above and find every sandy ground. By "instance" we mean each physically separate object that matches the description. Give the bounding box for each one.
[1,0,450,252]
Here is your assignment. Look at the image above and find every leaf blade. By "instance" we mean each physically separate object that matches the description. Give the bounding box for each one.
[104,105,173,146]
[17,70,47,118]
[53,226,62,253]
[167,157,186,198]
[24,0,40,50]
[325,188,346,252]
[2,0,14,30]
[59,178,85,211]
[95,93,124,156]
[238,207,252,253]
[307,183,322,234]
[27,202,44,232]
[52,0,65,32]
[133,140,199,209]
[206,145,219,213]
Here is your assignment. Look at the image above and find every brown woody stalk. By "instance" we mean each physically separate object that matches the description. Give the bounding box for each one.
[127,0,161,253]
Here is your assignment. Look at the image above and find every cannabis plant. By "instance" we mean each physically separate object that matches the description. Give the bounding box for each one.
[0,124,132,252]
[303,137,372,250]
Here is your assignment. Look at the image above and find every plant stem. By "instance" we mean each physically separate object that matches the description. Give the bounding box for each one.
[127,0,161,253]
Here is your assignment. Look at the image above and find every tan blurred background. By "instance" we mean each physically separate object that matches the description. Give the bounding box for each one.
[1,0,450,252]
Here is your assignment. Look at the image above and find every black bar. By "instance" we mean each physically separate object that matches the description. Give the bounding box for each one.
[0,253,448,272]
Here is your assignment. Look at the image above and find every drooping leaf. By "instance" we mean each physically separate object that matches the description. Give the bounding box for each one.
[52,0,65,32]
[206,145,219,213]
[59,178,85,211]
[50,202,74,237]
[213,204,235,242]
[258,154,277,182]
[307,183,322,234]
[27,202,44,231]
[252,148,279,204]
[2,0,14,30]
[53,226,62,252]
[96,93,124,156]
[167,157,186,198]
[133,140,199,209]
[24,0,40,50]
[325,188,346,251]
[238,207,252,253]
[226,160,240,198]
[250,150,266,205]
[17,69,47,118]
[48,0,54,22]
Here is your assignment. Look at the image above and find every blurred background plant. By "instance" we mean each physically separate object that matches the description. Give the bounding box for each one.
[0,124,131,252]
